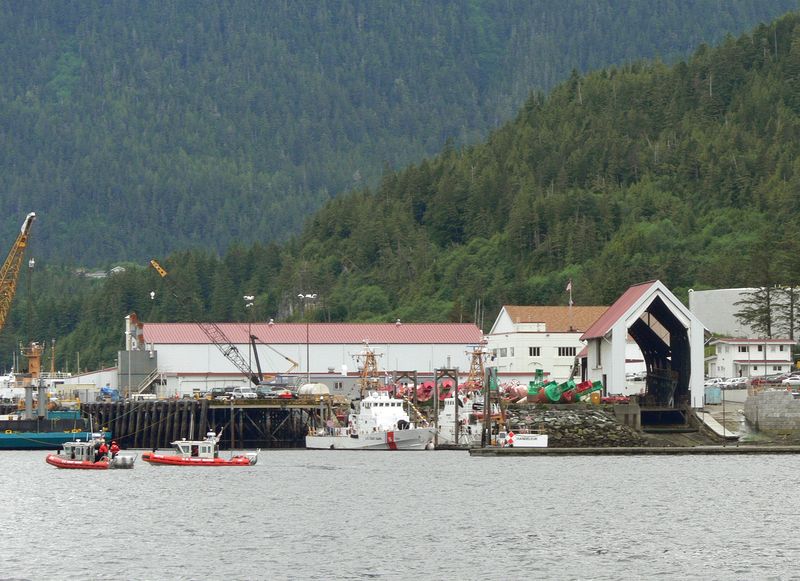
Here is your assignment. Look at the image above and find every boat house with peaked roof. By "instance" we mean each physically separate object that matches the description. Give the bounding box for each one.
[580,280,706,409]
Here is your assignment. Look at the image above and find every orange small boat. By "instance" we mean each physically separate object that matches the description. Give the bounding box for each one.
[142,431,258,466]
[45,435,135,469]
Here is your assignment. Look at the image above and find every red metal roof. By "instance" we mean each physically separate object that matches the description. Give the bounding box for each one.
[143,322,483,345]
[580,281,658,340]
[712,338,794,344]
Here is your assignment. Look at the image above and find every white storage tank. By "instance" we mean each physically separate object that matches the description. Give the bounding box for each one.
[298,383,330,396]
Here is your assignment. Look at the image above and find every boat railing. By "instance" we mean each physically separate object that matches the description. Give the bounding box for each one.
[310,426,351,437]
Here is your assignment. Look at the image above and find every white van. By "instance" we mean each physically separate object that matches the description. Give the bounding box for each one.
[231,387,258,399]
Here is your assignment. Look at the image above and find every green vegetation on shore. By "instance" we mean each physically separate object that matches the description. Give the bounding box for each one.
[5,9,800,371]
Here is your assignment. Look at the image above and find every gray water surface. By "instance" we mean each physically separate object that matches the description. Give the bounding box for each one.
[2,450,798,580]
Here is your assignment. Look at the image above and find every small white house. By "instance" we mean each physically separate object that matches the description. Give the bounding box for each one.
[581,280,707,408]
[705,338,794,379]
[486,305,608,383]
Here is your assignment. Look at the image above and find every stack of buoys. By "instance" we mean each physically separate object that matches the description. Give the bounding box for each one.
[416,381,435,402]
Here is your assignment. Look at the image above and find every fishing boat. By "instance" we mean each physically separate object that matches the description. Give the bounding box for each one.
[45,434,135,469]
[305,343,436,451]
[141,431,258,466]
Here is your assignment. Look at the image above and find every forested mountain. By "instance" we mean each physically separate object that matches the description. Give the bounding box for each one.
[6,12,800,372]
[0,0,796,265]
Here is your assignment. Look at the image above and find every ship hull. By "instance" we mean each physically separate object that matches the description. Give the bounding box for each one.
[141,452,257,466]
[0,430,111,450]
[306,427,436,450]
[45,455,110,469]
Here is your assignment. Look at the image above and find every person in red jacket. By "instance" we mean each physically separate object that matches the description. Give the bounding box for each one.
[110,440,120,458]
[96,440,109,462]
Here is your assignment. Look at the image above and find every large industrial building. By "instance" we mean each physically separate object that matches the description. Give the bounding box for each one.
[63,319,484,399]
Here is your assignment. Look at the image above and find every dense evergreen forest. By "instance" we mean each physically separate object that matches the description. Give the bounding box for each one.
[0,0,795,265]
[5,12,800,372]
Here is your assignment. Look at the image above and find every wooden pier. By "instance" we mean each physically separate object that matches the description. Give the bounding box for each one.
[80,399,324,450]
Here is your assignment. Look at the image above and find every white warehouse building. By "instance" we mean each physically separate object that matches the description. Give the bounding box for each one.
[486,305,609,384]
[99,321,484,398]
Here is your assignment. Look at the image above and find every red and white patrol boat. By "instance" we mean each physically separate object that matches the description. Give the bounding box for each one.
[141,431,258,466]
[45,435,136,469]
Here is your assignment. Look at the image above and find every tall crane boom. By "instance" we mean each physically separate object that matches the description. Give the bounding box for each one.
[0,212,36,333]
[250,333,300,383]
[150,259,260,385]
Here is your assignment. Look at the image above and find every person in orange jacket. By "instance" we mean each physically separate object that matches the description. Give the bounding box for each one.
[96,440,109,462]
[110,440,120,458]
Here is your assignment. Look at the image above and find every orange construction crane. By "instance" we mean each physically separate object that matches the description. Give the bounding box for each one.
[0,213,35,333]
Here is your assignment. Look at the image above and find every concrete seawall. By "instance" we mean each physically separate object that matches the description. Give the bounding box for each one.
[470,445,800,456]
[744,389,800,434]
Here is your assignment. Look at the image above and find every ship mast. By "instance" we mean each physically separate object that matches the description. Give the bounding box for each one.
[355,342,383,397]
[464,340,488,393]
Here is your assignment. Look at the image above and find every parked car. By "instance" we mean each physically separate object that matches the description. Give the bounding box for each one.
[208,387,231,400]
[256,386,280,399]
[723,377,748,389]
[704,378,725,387]
[782,376,800,387]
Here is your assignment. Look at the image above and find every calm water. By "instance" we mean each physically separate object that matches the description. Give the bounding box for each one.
[3,449,799,580]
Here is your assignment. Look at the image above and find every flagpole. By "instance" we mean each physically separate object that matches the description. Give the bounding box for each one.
[567,279,574,331]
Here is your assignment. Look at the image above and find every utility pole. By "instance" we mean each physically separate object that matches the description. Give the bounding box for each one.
[244,295,254,378]
[298,293,317,384]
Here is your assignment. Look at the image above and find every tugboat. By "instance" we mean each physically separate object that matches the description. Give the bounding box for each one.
[45,434,135,469]
[141,431,258,466]
[305,343,436,451]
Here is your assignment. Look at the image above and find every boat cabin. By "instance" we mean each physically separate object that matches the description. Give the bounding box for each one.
[61,440,100,462]
[357,391,413,432]
[172,432,219,459]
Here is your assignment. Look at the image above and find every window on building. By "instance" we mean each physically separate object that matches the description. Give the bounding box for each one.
[499,348,507,357]
[753,366,757,372]
[558,347,577,357]
[334,382,343,390]
[738,346,748,353]
[757,345,763,352]
[773,366,783,372]
[596,341,601,367]
[510,347,514,357]
[529,347,540,357]
[780,345,785,352]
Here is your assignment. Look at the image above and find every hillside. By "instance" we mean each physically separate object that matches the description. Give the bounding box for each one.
[0,0,796,264]
[6,12,800,372]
